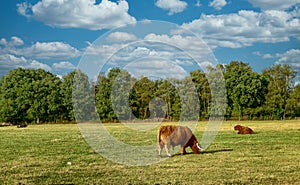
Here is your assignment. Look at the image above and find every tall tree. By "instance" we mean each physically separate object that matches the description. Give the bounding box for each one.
[190,69,211,119]
[263,64,296,120]
[72,70,96,122]
[130,76,155,120]
[60,71,76,121]
[287,84,300,118]
[225,61,268,120]
[0,68,62,124]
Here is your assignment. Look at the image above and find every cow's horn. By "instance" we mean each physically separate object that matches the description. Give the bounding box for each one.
[196,143,204,151]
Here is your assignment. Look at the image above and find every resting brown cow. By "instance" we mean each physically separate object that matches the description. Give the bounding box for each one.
[234,125,254,134]
[158,125,204,157]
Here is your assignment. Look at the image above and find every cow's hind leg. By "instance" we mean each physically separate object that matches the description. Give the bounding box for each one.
[158,141,164,156]
[165,142,172,157]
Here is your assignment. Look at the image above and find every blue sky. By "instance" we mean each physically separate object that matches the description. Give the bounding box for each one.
[0,0,300,83]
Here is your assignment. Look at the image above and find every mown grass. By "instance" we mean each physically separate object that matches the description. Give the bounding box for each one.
[0,121,299,184]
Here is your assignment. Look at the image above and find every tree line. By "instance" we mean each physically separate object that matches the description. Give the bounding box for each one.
[0,61,299,124]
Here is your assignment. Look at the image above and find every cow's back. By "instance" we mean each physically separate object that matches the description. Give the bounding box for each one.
[158,125,192,146]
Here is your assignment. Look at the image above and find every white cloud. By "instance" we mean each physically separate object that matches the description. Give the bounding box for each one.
[52,61,76,75]
[10,37,24,47]
[144,33,216,64]
[84,42,123,58]
[276,49,300,65]
[209,0,227,10]
[0,37,80,77]
[17,0,136,30]
[0,39,81,60]
[0,54,51,76]
[177,10,300,48]
[276,49,300,83]
[248,0,300,10]
[155,0,188,15]
[18,42,81,59]
[253,51,275,59]
[81,33,216,80]
[53,61,76,70]
[0,36,24,47]
[106,32,138,42]
[124,59,188,79]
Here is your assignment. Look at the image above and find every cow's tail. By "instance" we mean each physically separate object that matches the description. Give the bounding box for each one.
[158,127,162,144]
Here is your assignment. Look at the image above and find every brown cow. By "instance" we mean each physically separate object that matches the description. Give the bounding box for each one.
[234,125,254,134]
[158,125,204,157]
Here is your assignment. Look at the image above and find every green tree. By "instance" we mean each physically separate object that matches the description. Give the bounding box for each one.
[130,76,155,120]
[225,61,268,120]
[263,64,296,120]
[287,84,300,118]
[0,68,62,124]
[190,69,211,119]
[72,70,96,122]
[155,79,180,121]
[60,71,76,121]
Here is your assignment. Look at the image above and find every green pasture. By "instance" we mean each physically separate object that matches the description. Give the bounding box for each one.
[0,121,299,184]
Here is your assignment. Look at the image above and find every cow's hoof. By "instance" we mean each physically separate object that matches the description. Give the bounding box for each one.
[167,154,172,157]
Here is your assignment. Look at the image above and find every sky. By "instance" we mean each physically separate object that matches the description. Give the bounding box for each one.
[0,0,300,83]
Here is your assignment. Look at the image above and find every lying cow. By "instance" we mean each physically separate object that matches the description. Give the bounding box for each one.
[158,125,204,157]
[234,125,254,134]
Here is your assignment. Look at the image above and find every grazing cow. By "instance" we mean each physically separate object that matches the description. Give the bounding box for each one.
[158,125,204,157]
[234,125,254,134]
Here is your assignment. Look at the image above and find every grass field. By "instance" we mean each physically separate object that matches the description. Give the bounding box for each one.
[0,121,299,184]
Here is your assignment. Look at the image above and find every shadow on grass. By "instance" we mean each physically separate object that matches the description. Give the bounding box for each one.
[170,148,233,157]
[201,148,233,154]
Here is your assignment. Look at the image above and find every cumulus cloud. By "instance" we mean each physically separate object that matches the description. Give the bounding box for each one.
[52,61,76,74]
[144,33,216,65]
[276,49,300,83]
[106,32,138,42]
[18,42,81,59]
[0,54,51,76]
[0,36,24,47]
[0,37,80,60]
[209,0,227,10]
[17,0,136,30]
[80,32,216,80]
[155,0,188,15]
[0,37,80,77]
[176,10,300,48]
[124,59,188,79]
[248,0,300,10]
[276,49,300,66]
[253,51,275,59]
[53,61,76,70]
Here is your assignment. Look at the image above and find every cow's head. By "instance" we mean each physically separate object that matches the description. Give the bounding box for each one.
[234,125,242,130]
[189,135,204,154]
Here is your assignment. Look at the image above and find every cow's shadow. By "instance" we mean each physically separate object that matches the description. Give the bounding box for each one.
[171,148,233,156]
[201,148,233,154]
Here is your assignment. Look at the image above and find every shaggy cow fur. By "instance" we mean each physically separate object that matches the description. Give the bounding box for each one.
[158,125,203,157]
[234,125,254,134]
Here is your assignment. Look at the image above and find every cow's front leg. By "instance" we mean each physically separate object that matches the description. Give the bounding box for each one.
[181,144,187,155]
